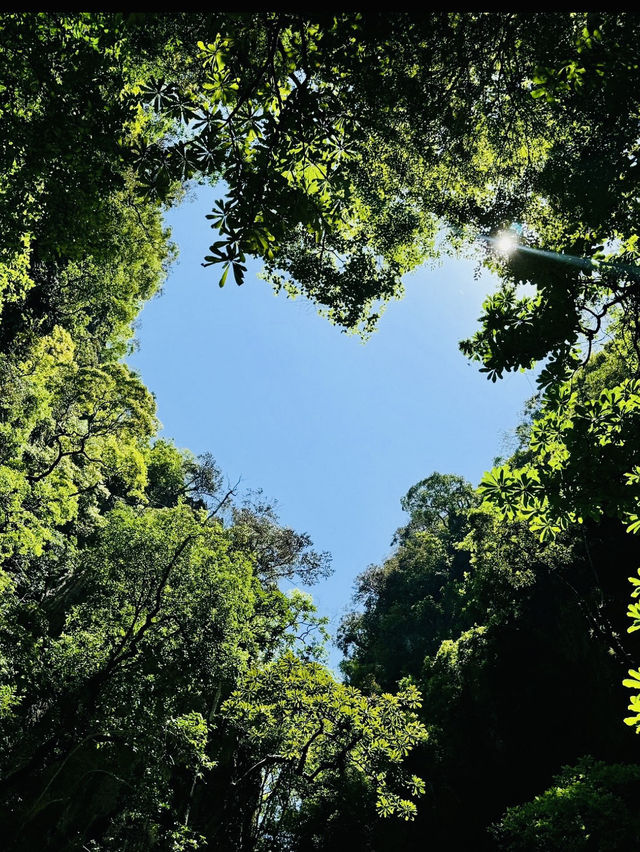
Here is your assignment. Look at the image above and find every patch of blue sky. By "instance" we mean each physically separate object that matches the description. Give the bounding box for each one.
[128,187,538,672]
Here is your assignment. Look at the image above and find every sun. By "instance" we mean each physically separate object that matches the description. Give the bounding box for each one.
[494,229,519,256]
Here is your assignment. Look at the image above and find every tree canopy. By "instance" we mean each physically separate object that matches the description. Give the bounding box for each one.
[3,10,640,851]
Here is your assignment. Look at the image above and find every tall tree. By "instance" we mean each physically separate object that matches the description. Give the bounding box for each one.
[0,14,428,849]
[339,472,640,850]
[5,12,640,849]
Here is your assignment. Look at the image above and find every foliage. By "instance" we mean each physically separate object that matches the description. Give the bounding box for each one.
[491,757,640,851]
[339,473,640,849]
[5,10,640,850]
[230,495,332,586]
[112,12,640,359]
[223,653,427,847]
[478,336,640,537]
[0,13,430,849]
[475,333,640,740]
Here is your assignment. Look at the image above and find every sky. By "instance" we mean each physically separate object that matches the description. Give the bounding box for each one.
[128,187,539,670]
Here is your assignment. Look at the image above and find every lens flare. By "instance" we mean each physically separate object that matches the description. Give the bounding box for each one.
[494,229,519,256]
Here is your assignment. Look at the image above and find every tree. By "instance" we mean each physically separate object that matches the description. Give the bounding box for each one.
[491,757,640,851]
[222,654,426,849]
[0,16,431,849]
[118,14,640,354]
[339,473,640,850]
[5,11,640,849]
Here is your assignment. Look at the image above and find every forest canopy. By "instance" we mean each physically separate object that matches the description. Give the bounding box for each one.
[2,11,640,851]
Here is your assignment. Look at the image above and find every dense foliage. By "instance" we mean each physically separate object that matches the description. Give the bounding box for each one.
[339,468,640,849]
[3,10,640,850]
[0,14,426,850]
[491,757,640,851]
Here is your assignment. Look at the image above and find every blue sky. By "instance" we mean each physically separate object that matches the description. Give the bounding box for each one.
[129,188,538,669]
